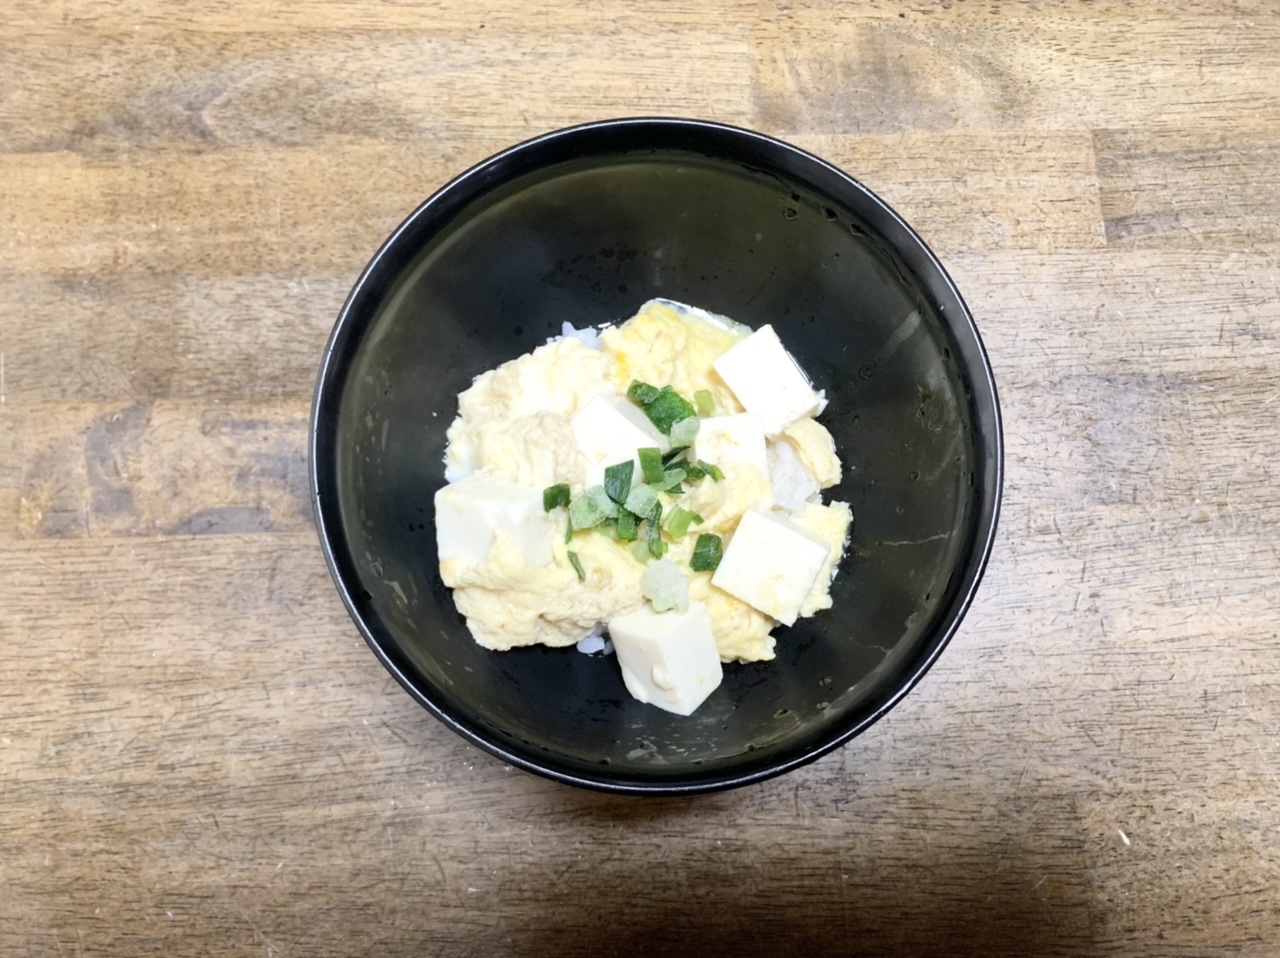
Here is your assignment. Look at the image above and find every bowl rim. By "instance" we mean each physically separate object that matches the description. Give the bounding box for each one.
[309,116,1004,795]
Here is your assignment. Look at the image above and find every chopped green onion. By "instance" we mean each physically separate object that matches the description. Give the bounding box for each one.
[663,506,704,540]
[616,510,638,541]
[568,496,602,531]
[652,467,687,492]
[569,485,619,531]
[665,483,685,495]
[623,484,661,521]
[641,559,689,614]
[567,551,586,581]
[631,539,652,563]
[603,459,634,504]
[626,380,662,406]
[662,446,690,467]
[647,519,668,559]
[684,463,706,482]
[695,389,716,416]
[589,485,620,516]
[668,416,700,447]
[543,483,571,511]
[699,460,725,482]
[639,386,697,436]
[638,447,665,484]
[690,533,724,572]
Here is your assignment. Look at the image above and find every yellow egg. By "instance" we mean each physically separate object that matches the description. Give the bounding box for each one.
[601,300,747,413]
[790,500,853,617]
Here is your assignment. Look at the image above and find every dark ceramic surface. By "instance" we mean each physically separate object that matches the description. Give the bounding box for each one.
[310,118,1002,794]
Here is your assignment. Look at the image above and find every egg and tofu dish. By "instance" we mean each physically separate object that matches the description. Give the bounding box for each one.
[435,300,851,715]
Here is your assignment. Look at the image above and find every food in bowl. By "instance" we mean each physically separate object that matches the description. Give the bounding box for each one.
[311,117,1003,793]
[434,298,851,715]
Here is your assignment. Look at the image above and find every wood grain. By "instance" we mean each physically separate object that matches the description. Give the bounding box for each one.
[4,1,1280,955]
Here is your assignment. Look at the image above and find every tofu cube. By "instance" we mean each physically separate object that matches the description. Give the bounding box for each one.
[712,507,830,625]
[571,394,670,489]
[434,473,555,570]
[712,324,824,436]
[694,413,769,478]
[607,601,723,716]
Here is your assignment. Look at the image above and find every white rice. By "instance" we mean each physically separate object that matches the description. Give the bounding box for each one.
[549,321,606,349]
[575,624,614,656]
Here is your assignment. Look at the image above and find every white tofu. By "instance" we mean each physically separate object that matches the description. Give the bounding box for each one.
[570,394,670,489]
[712,324,825,436]
[607,601,723,716]
[712,507,830,626]
[434,473,555,569]
[693,413,769,478]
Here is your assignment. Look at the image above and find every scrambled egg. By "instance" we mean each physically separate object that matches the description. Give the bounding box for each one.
[600,300,747,415]
[438,299,851,663]
[445,338,611,488]
[442,533,644,651]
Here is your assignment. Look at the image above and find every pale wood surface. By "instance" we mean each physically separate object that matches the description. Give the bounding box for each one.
[3,2,1278,955]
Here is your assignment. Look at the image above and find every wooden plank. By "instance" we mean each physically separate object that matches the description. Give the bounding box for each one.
[0,409,21,539]
[1078,787,1280,955]
[0,26,754,156]
[14,400,310,540]
[0,272,345,403]
[2,0,760,35]
[950,247,1280,373]
[1096,128,1280,247]
[0,142,478,276]
[752,8,1280,135]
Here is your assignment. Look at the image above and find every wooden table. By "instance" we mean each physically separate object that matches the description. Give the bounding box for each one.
[4,2,1277,954]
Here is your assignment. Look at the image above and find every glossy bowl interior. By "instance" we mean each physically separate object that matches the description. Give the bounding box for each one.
[311,119,1002,794]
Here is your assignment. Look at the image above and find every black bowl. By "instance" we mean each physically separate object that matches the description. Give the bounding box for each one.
[310,118,1002,795]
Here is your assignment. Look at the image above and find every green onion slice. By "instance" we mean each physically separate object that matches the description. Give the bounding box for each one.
[623,484,661,521]
[616,510,639,541]
[699,460,725,482]
[652,467,687,492]
[543,483,571,511]
[668,416,700,447]
[663,506,704,540]
[603,459,634,504]
[661,446,690,467]
[568,485,619,531]
[689,533,724,572]
[641,559,689,614]
[638,447,665,484]
[638,386,697,435]
[647,519,668,559]
[626,380,662,406]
